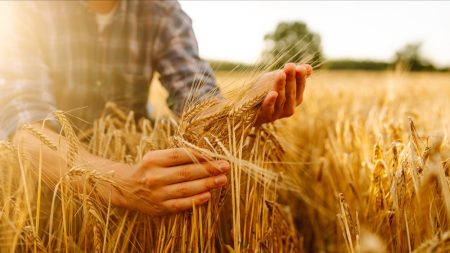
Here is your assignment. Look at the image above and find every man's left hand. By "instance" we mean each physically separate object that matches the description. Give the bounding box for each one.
[254,63,313,126]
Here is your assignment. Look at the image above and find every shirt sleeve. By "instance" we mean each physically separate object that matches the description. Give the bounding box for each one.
[0,3,57,139]
[153,1,220,115]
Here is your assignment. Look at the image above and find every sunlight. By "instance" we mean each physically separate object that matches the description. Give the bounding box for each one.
[0,3,13,37]
[0,2,15,57]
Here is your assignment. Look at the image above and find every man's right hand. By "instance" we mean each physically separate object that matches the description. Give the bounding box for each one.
[14,124,227,216]
[108,148,230,216]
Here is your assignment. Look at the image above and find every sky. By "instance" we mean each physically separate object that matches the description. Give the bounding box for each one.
[180,1,450,67]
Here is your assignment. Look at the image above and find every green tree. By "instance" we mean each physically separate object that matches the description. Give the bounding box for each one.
[393,42,436,71]
[262,21,323,70]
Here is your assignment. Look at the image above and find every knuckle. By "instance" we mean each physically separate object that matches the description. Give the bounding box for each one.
[177,167,191,180]
[142,152,153,161]
[141,174,160,187]
[141,156,157,169]
[141,177,154,188]
[176,186,189,197]
[169,150,182,161]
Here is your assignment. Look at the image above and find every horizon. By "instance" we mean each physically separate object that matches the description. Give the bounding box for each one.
[180,1,450,68]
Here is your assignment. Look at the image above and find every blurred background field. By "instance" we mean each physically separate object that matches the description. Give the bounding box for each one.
[147,68,450,251]
[151,70,450,124]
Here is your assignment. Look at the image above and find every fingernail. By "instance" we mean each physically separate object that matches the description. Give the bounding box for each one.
[218,161,230,172]
[306,66,313,76]
[215,175,227,185]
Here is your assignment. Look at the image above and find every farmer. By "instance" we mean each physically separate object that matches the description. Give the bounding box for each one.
[0,1,312,216]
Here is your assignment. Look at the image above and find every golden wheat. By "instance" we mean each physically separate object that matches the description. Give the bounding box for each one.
[0,70,449,252]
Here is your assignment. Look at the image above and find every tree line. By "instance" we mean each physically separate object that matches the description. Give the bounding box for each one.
[210,21,449,72]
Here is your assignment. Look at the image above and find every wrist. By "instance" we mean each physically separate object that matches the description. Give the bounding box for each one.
[83,154,131,206]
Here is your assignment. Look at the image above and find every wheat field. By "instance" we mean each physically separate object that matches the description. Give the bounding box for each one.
[277,70,450,252]
[0,70,449,252]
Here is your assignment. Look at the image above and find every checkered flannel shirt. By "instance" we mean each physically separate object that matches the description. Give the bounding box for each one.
[0,0,218,139]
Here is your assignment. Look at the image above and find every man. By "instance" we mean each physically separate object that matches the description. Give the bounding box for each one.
[0,1,312,216]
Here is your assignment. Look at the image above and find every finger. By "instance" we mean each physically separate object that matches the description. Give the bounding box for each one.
[305,64,313,77]
[273,70,286,117]
[283,63,297,117]
[295,64,308,105]
[142,148,207,167]
[261,91,278,116]
[161,174,227,200]
[160,160,230,185]
[254,91,278,126]
[163,191,211,213]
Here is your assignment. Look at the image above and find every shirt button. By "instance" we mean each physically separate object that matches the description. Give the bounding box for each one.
[96,80,102,87]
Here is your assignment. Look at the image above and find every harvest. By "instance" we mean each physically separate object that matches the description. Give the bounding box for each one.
[1,69,449,252]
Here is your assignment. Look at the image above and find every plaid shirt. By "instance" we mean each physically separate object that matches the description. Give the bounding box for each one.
[0,1,217,139]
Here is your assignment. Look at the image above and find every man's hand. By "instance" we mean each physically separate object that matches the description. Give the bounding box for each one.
[14,123,229,217]
[254,63,313,126]
[110,148,230,216]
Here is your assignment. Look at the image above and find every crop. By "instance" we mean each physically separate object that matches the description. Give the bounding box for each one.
[0,70,448,252]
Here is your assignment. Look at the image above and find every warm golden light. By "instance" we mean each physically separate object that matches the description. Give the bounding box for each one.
[0,2,16,57]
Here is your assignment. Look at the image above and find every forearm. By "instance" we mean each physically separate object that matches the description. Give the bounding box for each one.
[12,122,123,188]
[12,122,231,215]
